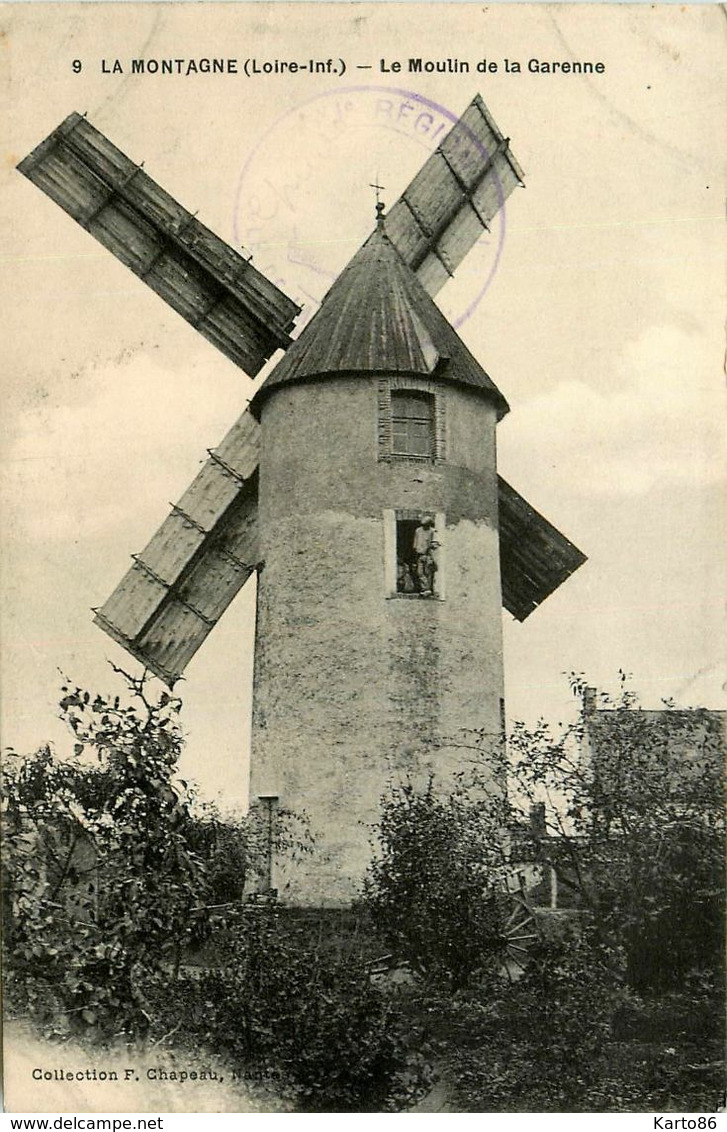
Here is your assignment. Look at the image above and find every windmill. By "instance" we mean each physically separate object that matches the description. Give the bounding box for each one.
[18,95,586,905]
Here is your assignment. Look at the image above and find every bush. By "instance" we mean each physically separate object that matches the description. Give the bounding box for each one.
[429,932,621,1111]
[413,932,723,1112]
[2,672,416,1111]
[363,775,514,990]
[172,906,414,1112]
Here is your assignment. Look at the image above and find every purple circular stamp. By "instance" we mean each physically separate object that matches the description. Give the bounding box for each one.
[232,86,507,333]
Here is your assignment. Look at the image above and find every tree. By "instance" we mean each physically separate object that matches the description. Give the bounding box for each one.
[1,668,248,1037]
[508,676,725,993]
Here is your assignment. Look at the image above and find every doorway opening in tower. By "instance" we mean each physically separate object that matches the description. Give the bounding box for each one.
[396,513,440,597]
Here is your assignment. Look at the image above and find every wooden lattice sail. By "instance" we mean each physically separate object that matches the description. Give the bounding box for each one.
[17,113,300,376]
[385,94,525,296]
[93,412,260,686]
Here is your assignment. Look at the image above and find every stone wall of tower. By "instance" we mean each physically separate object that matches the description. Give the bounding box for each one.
[250,372,505,906]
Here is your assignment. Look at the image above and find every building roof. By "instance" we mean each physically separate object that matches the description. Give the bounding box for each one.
[581,693,726,799]
[250,225,509,418]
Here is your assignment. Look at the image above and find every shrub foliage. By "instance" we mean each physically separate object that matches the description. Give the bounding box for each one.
[181,907,413,1111]
[362,775,517,989]
[2,670,723,1112]
[1,670,241,1036]
[1,670,415,1111]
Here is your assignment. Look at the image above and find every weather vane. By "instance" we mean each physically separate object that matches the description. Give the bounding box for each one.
[369,178,386,222]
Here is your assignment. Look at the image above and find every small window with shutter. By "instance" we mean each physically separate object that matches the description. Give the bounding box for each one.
[390,391,435,458]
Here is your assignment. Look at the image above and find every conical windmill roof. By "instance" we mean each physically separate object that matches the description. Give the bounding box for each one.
[251,226,509,419]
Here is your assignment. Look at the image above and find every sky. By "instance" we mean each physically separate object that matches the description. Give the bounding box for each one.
[2,3,725,809]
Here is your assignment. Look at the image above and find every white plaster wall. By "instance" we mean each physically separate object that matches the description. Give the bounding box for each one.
[251,374,505,905]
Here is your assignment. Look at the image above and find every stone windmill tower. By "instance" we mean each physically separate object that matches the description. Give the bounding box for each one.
[19,96,586,905]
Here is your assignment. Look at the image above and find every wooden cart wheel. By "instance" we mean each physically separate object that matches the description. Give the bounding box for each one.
[500,888,540,981]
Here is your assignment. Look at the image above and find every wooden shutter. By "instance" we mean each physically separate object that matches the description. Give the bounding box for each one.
[391,391,435,457]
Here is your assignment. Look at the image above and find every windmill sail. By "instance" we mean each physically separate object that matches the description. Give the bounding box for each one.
[498,477,587,622]
[385,94,524,296]
[17,113,300,376]
[94,411,261,686]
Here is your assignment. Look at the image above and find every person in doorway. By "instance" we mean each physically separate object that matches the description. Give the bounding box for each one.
[412,515,438,595]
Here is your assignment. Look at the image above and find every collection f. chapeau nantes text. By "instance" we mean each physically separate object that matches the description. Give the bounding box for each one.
[32,1066,225,1084]
[91,55,606,77]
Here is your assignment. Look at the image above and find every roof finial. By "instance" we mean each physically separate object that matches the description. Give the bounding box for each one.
[369,179,386,226]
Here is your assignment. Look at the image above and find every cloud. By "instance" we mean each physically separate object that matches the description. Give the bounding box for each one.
[499,323,726,498]
[2,348,247,545]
